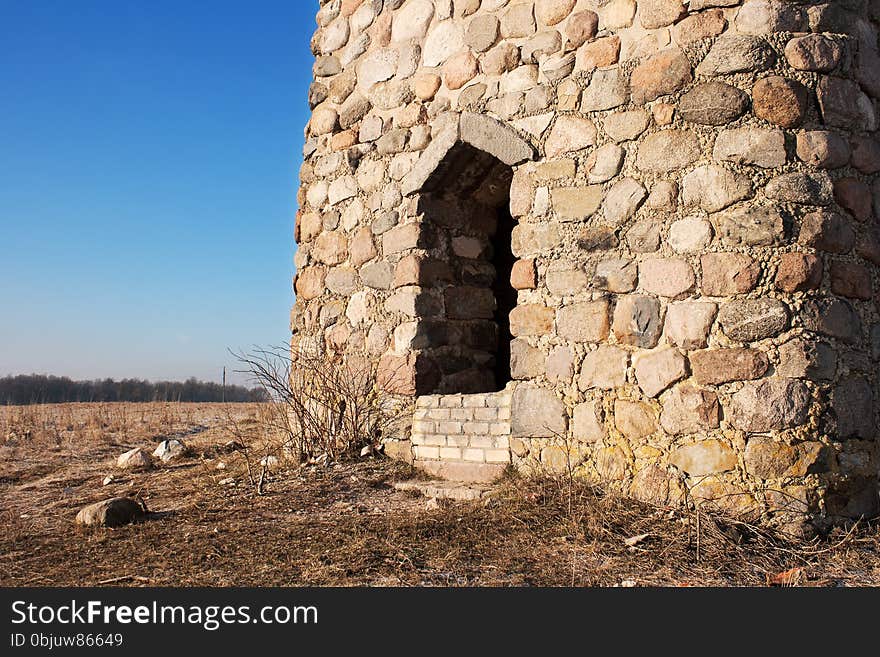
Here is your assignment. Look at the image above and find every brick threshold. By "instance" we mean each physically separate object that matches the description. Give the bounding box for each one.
[394,479,494,501]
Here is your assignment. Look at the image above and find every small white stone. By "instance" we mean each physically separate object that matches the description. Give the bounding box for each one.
[668,217,713,253]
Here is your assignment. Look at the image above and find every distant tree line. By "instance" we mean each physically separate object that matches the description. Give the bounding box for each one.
[0,374,267,405]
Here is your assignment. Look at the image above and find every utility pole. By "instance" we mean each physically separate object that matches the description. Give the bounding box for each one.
[222,367,226,403]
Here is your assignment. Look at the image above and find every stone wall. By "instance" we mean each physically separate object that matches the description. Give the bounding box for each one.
[295,0,880,531]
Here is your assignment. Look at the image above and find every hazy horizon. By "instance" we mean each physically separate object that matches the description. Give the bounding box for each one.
[1,1,319,386]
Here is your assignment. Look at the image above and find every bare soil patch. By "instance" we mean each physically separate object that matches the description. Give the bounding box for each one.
[1,403,878,587]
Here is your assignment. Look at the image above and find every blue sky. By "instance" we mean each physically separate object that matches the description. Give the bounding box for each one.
[0,0,317,383]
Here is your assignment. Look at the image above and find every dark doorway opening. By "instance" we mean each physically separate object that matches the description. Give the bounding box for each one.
[490,204,516,390]
[415,142,516,395]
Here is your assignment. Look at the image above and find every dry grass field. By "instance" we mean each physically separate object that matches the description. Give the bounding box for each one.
[1,402,878,587]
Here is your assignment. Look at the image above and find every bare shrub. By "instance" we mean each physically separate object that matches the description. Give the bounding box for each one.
[232,345,410,466]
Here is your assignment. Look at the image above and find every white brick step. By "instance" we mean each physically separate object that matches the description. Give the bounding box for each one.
[394,479,494,501]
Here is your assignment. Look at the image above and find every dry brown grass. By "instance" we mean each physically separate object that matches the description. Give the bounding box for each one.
[1,402,878,587]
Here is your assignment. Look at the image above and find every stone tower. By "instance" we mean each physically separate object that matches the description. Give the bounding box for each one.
[295,0,880,531]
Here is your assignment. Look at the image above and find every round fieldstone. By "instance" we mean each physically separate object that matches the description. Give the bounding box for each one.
[536,0,576,25]
[817,76,877,132]
[391,0,434,41]
[636,130,700,172]
[480,42,520,75]
[795,130,851,169]
[728,379,811,433]
[718,298,789,342]
[775,253,822,292]
[798,210,855,254]
[851,136,880,174]
[678,82,749,126]
[630,48,692,105]
[443,51,479,90]
[465,14,500,52]
[565,10,599,47]
[697,35,776,76]
[752,76,808,128]
[764,172,833,205]
[639,0,686,29]
[672,8,726,45]
[713,127,786,169]
[423,21,466,67]
[784,34,842,72]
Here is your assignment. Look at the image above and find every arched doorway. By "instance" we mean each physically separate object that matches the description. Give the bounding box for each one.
[401,113,535,395]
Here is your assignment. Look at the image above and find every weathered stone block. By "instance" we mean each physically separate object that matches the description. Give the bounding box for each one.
[660,385,720,435]
[613,295,662,348]
[816,76,877,132]
[565,10,598,47]
[670,441,736,477]
[545,116,597,157]
[638,258,695,299]
[393,255,454,288]
[510,258,537,290]
[551,186,603,221]
[798,210,854,254]
[752,76,808,128]
[614,400,657,440]
[586,143,625,183]
[690,348,769,386]
[578,345,628,391]
[785,34,842,72]
[744,437,829,479]
[360,261,394,289]
[713,127,786,169]
[776,339,837,381]
[630,47,692,105]
[445,286,496,319]
[556,300,611,342]
[511,385,566,437]
[384,287,443,317]
[728,378,811,432]
[377,352,439,396]
[833,376,875,440]
[714,206,784,247]
[511,222,564,256]
[312,230,349,265]
[802,298,861,344]
[545,345,575,384]
[633,348,688,398]
[636,130,700,172]
[796,131,851,169]
[546,268,588,296]
[509,304,555,336]
[681,165,753,213]
[572,400,604,442]
[696,35,775,76]
[664,302,717,350]
[580,67,628,111]
[672,8,726,45]
[510,339,544,380]
[775,253,823,293]
[626,221,662,253]
[830,261,873,300]
[701,253,761,296]
[603,110,648,143]
[603,178,647,225]
[382,223,432,254]
[718,298,789,343]
[834,177,874,223]
[593,259,637,293]
[679,82,748,126]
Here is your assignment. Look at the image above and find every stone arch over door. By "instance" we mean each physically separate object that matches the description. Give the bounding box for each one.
[398,112,536,395]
